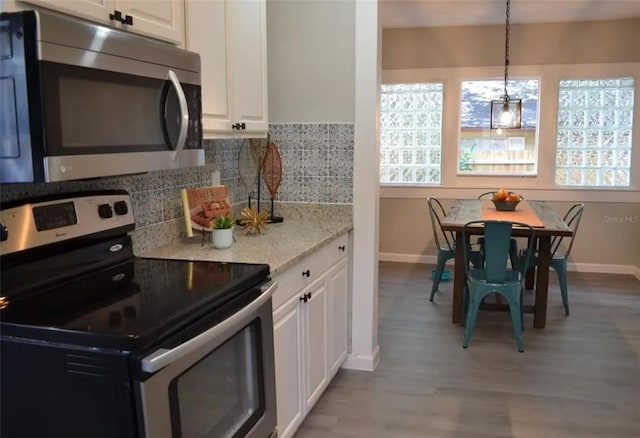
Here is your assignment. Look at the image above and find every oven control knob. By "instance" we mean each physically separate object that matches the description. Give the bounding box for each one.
[0,223,7,242]
[98,203,114,219]
[114,200,129,216]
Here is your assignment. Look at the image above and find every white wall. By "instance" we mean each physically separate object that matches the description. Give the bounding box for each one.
[266,0,355,123]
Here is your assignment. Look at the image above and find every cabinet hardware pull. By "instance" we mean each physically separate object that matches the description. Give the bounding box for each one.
[109,10,133,25]
[302,270,310,277]
[300,295,307,303]
[306,292,312,300]
[338,245,345,251]
[232,122,246,130]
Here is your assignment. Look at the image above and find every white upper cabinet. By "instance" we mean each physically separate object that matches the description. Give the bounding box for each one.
[185,0,232,133]
[226,0,268,134]
[18,0,115,23]
[16,0,183,44]
[117,0,183,44]
[186,0,268,138]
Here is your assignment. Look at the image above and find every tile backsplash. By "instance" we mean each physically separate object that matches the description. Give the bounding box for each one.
[267,123,353,204]
[209,123,355,205]
[0,123,353,250]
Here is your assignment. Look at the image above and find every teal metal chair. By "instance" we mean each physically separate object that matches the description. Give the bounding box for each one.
[462,220,535,352]
[427,197,482,301]
[477,191,522,269]
[522,203,584,316]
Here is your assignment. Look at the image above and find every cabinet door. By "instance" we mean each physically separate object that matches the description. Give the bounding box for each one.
[273,294,304,438]
[185,0,232,134]
[117,0,184,44]
[20,0,116,23]
[226,0,268,133]
[302,278,328,412]
[328,258,349,377]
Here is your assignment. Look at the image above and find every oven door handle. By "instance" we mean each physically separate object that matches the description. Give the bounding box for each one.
[167,69,189,161]
[141,281,277,374]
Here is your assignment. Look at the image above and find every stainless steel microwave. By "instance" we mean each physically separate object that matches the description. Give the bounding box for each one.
[0,10,204,183]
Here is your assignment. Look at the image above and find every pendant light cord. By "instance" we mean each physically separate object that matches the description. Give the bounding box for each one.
[503,0,511,100]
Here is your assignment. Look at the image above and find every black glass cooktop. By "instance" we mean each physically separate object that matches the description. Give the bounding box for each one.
[0,257,269,352]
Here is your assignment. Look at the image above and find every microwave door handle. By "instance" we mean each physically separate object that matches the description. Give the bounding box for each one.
[141,281,278,374]
[166,70,189,160]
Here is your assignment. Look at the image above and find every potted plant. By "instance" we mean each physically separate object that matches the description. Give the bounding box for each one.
[211,214,234,249]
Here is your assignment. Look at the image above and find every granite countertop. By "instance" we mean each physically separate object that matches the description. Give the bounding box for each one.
[139,203,353,275]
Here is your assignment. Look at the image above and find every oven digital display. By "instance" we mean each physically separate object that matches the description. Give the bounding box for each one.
[33,202,78,231]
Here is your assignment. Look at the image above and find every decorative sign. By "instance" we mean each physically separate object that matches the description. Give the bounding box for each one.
[181,185,231,237]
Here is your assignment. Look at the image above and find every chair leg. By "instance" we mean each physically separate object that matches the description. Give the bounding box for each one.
[462,294,482,348]
[520,288,525,332]
[461,283,469,326]
[430,252,447,301]
[509,239,518,271]
[507,295,524,352]
[554,259,570,316]
[524,266,535,290]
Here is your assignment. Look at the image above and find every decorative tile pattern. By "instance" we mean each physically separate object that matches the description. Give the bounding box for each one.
[266,123,354,203]
[554,78,634,187]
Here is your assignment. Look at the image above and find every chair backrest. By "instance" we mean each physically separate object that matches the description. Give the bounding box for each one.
[551,203,584,258]
[427,197,455,252]
[477,191,495,199]
[463,220,535,283]
[477,191,525,200]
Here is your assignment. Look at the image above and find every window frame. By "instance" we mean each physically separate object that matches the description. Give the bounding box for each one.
[552,76,635,188]
[456,76,541,177]
[379,82,445,186]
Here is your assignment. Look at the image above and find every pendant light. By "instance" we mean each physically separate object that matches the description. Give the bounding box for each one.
[490,0,521,129]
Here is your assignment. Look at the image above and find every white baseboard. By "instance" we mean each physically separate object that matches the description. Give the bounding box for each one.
[566,262,637,276]
[379,252,640,278]
[341,345,380,371]
[379,253,446,265]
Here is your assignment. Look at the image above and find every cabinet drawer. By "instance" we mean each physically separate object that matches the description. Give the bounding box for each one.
[328,233,349,265]
[272,242,332,310]
[272,262,305,310]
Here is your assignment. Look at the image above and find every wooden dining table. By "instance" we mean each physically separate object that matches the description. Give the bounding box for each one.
[441,200,573,328]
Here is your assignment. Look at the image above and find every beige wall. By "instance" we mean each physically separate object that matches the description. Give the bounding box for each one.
[383,18,640,70]
[266,0,355,123]
[380,18,640,271]
[380,197,640,268]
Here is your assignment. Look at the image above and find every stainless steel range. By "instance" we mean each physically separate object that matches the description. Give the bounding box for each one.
[0,190,278,438]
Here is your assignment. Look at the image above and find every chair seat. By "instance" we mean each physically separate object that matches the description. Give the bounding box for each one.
[468,269,521,286]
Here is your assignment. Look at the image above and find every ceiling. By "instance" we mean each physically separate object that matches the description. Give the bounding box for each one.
[379,0,640,28]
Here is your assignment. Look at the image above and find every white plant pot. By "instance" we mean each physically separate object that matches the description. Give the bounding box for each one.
[212,228,233,249]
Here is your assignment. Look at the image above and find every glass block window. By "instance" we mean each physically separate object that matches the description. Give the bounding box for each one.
[458,79,539,175]
[554,78,634,187]
[380,83,443,184]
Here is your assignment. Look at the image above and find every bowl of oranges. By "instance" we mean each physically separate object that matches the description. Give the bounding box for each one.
[491,188,522,211]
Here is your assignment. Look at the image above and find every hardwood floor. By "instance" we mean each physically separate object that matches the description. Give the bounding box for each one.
[294,262,640,438]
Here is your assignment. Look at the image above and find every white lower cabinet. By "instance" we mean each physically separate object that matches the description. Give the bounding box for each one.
[302,278,328,412]
[328,258,349,377]
[272,233,350,438]
[273,293,304,438]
